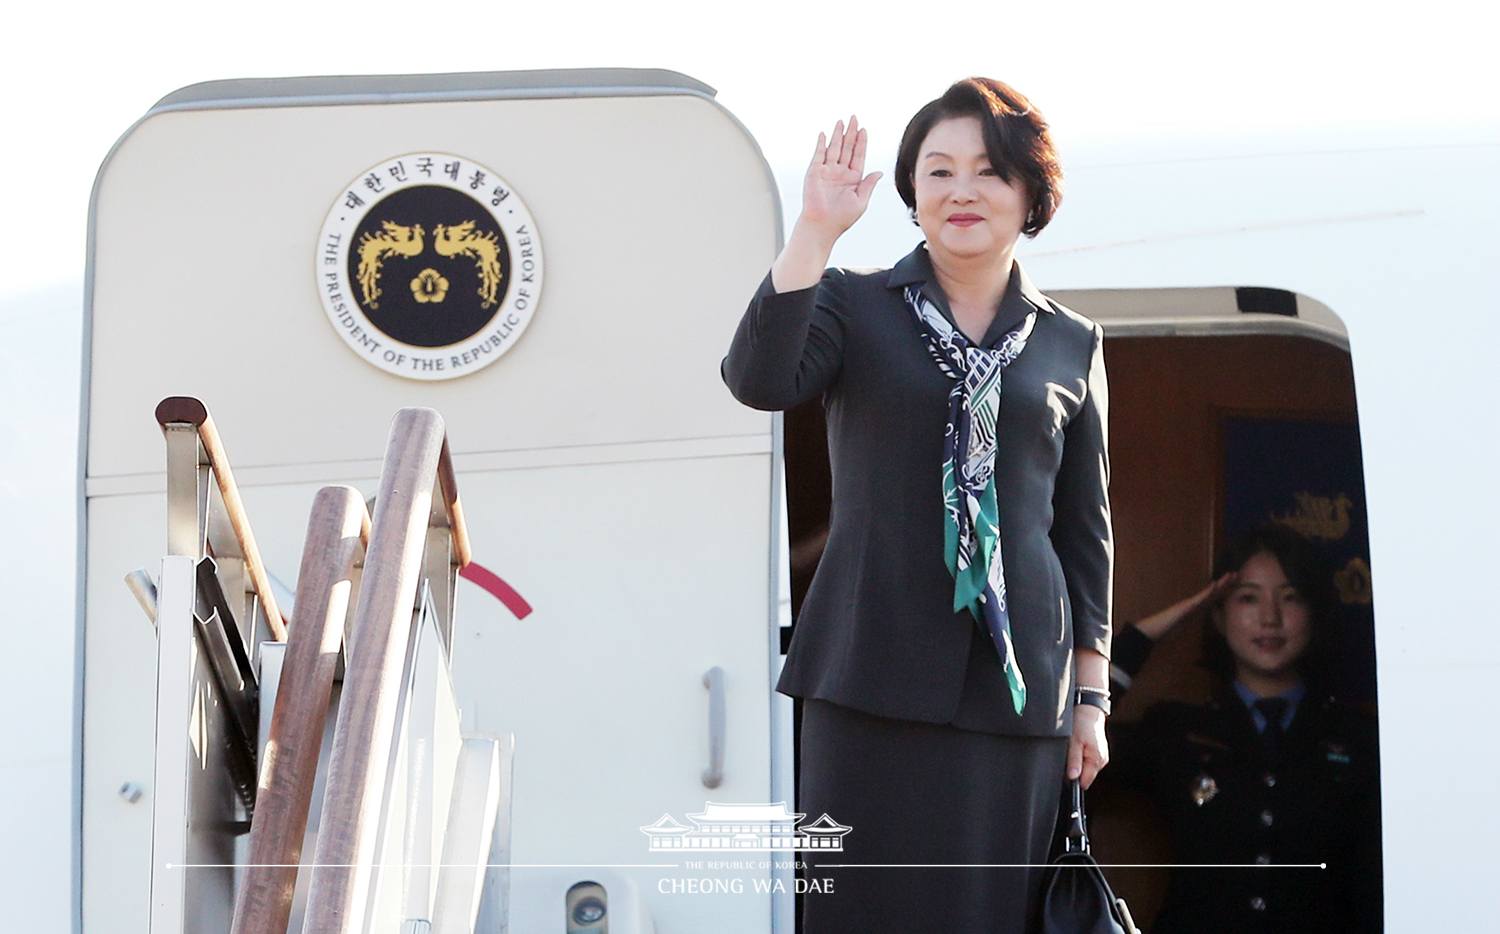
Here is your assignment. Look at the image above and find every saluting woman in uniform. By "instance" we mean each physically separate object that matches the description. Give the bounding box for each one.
[723,78,1113,934]
[1107,525,1382,933]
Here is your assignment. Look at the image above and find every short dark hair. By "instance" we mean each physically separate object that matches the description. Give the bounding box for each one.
[894,77,1063,237]
[1201,525,1337,686]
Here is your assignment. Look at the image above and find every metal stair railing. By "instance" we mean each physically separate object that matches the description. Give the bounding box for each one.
[302,407,472,934]
[155,396,287,643]
[147,396,289,934]
[143,400,487,934]
[230,485,371,934]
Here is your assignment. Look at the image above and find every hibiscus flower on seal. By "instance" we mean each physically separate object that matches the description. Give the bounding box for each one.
[410,268,449,303]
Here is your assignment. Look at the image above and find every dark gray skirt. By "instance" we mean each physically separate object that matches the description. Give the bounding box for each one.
[800,699,1069,934]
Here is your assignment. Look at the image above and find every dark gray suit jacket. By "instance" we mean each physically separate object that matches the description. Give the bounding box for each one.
[723,245,1112,737]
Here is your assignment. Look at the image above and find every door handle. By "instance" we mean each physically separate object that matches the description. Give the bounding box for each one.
[702,666,725,788]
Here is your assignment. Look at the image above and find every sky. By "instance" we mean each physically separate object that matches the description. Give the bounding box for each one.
[3,0,1495,293]
[0,0,1493,926]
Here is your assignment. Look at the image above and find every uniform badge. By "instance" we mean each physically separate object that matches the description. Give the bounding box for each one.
[1190,773,1219,806]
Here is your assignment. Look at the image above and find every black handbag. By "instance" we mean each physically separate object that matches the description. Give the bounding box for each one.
[1033,780,1141,934]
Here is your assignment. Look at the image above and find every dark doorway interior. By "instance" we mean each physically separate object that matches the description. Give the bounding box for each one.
[781,330,1380,928]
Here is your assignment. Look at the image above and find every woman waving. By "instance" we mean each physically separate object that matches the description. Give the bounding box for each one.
[724,78,1112,934]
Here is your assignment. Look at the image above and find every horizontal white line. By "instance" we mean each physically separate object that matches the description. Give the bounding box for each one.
[166,862,680,869]
[814,863,1326,869]
[168,860,1325,870]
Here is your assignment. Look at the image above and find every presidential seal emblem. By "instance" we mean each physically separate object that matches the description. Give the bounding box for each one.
[317,153,542,380]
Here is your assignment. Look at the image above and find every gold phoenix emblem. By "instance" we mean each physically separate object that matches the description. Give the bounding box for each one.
[356,221,426,309]
[355,219,504,310]
[1274,491,1353,542]
[318,152,541,381]
[434,221,505,309]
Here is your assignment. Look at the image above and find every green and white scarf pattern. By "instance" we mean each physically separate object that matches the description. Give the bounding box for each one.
[905,285,1037,714]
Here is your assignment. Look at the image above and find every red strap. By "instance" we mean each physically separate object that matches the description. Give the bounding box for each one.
[459,562,533,619]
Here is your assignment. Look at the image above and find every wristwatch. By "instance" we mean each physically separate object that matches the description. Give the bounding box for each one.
[1074,687,1111,716]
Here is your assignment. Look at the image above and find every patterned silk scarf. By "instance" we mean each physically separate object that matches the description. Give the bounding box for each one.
[904,286,1037,714]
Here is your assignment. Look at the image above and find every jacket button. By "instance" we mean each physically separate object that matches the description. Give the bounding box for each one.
[1260,809,1274,826]
[1251,896,1267,911]
[1255,854,1271,865]
[1263,773,1276,787]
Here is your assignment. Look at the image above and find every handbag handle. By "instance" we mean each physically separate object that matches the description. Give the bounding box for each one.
[1064,778,1090,855]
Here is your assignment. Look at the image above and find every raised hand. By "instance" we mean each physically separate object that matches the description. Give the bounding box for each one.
[771,116,884,292]
[1134,572,1240,642]
[799,116,883,241]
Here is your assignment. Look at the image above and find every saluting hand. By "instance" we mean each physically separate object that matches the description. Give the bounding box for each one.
[1133,572,1239,642]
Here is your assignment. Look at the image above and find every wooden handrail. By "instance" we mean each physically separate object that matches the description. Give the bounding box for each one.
[303,407,454,934]
[155,396,287,642]
[231,486,369,934]
[437,435,473,568]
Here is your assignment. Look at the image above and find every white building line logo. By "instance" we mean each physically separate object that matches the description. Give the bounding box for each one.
[641,803,851,852]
